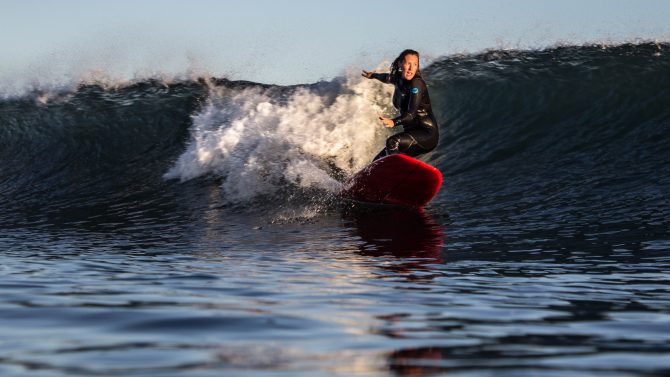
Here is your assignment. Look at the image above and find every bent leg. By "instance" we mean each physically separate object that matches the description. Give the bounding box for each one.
[373,133,427,161]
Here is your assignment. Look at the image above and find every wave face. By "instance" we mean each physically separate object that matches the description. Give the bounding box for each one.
[428,42,670,174]
[1,42,669,225]
[425,42,670,227]
[0,81,202,211]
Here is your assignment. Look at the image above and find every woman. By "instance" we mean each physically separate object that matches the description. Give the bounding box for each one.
[362,49,439,161]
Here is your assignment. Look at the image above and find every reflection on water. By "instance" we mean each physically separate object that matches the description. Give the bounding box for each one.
[388,347,449,376]
[1,197,669,377]
[344,205,446,264]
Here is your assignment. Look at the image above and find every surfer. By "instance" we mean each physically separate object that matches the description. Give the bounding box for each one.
[362,49,439,161]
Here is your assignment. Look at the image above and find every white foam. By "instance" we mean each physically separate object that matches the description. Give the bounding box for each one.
[164,71,395,203]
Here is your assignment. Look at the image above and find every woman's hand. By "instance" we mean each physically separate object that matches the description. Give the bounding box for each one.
[361,70,374,79]
[379,117,395,128]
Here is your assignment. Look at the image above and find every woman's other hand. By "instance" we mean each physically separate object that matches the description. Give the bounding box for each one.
[361,70,374,79]
[379,117,395,128]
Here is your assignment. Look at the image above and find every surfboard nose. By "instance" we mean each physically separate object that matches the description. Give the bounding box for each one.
[341,154,442,207]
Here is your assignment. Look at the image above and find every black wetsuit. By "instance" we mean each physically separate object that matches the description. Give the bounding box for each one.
[372,73,439,161]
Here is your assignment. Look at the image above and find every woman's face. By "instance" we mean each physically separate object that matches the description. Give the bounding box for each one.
[402,54,419,80]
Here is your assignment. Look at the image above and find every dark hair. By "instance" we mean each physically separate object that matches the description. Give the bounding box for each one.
[390,49,421,81]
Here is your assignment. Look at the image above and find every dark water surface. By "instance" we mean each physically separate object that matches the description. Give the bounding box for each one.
[2,203,669,377]
[1,43,669,376]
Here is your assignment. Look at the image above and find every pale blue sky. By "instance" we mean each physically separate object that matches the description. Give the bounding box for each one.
[1,0,669,86]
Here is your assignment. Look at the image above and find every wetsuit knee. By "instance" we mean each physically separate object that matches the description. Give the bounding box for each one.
[374,132,428,161]
[386,135,401,153]
[387,133,418,154]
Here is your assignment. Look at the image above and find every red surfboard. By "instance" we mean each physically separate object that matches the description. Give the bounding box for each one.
[341,154,442,207]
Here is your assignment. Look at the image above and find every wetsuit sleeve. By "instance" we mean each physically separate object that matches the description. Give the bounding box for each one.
[393,78,426,126]
[371,73,392,84]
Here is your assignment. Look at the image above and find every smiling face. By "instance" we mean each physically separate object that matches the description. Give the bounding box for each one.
[402,54,419,81]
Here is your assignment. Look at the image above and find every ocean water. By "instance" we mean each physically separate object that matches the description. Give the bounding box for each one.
[1,42,669,376]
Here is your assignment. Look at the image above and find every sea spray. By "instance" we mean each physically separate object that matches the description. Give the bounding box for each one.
[163,73,395,202]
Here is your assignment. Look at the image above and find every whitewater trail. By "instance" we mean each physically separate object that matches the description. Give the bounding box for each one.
[163,74,394,202]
